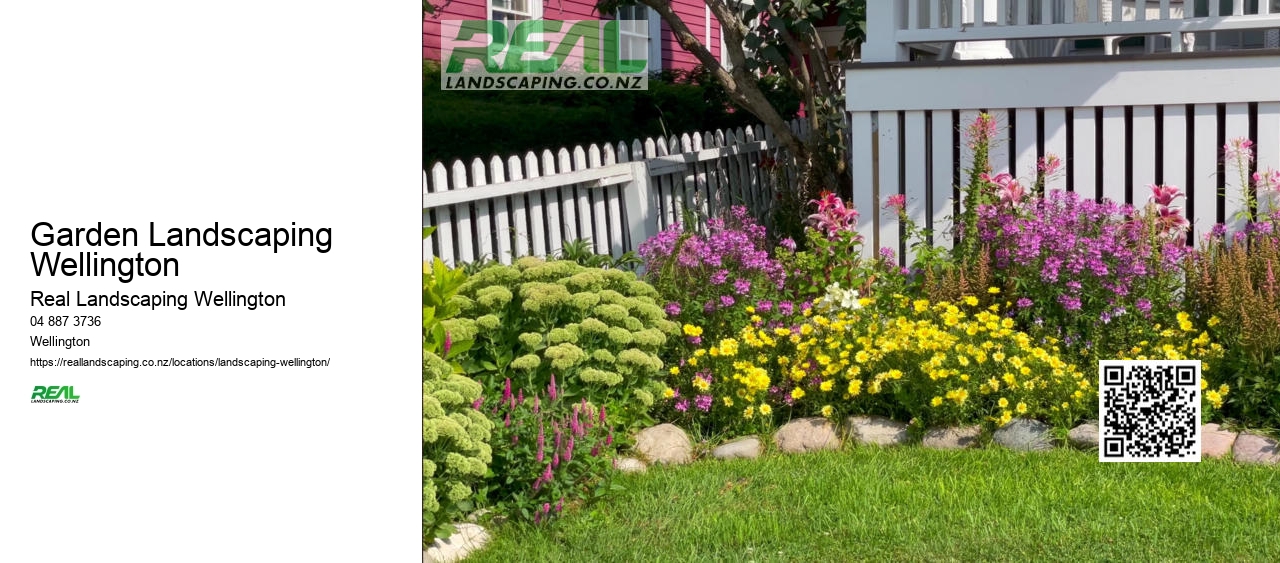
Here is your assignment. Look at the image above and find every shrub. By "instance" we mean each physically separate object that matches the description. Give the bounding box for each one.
[971,187,1190,359]
[1188,213,1280,426]
[423,351,493,546]
[423,62,796,165]
[639,206,787,342]
[423,252,472,364]
[483,377,616,525]
[447,257,677,432]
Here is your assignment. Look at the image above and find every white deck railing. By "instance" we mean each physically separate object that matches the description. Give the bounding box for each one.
[845,52,1280,263]
[863,0,1280,61]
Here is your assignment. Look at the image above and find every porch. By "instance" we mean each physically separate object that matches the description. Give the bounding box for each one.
[861,0,1280,61]
[845,2,1280,262]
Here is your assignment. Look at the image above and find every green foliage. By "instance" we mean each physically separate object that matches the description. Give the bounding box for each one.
[423,253,472,364]
[424,62,796,165]
[1188,218,1280,428]
[482,387,618,525]
[449,257,677,432]
[554,239,643,271]
[423,351,493,546]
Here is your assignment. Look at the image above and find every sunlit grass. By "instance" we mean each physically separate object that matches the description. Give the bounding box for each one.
[472,446,1280,562]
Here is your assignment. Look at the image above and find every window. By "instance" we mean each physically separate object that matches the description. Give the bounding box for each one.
[616,6,661,72]
[490,0,540,23]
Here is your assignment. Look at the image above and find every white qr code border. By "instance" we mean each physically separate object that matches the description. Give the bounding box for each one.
[1098,360,1201,463]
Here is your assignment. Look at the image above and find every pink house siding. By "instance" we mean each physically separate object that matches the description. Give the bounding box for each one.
[660,0,713,72]
[423,0,486,60]
[424,1,720,73]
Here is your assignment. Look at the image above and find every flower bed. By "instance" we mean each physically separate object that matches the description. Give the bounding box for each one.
[423,114,1280,552]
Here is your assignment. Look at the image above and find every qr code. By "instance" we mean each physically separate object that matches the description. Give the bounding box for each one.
[1098,360,1201,462]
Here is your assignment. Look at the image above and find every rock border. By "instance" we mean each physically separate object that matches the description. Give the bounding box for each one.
[623,420,1279,466]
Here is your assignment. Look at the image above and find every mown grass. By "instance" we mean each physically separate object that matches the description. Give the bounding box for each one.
[471,447,1280,562]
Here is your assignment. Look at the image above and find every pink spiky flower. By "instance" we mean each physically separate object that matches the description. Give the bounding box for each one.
[884,194,906,214]
[1224,137,1255,162]
[1149,184,1183,207]
[1037,154,1062,175]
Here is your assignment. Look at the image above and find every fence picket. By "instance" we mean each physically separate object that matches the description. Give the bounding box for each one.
[878,112,902,260]
[1161,105,1188,200]
[541,149,563,255]
[1071,108,1097,198]
[451,161,475,264]
[1101,106,1126,204]
[930,110,955,247]
[1014,107,1038,179]
[1223,103,1251,232]
[1192,104,1218,242]
[429,163,455,266]
[904,110,927,265]
[1043,108,1067,191]
[489,157,513,263]
[852,112,876,258]
[1131,106,1157,198]
[506,155,529,258]
[958,110,980,211]
[588,145,610,255]
[572,146,592,250]
[523,152,547,257]
[989,109,1011,176]
[556,148,578,248]
[1257,102,1280,217]
[470,158,494,263]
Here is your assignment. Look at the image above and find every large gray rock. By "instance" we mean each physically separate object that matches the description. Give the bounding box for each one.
[613,457,648,473]
[424,523,489,563]
[1233,432,1280,465]
[1067,421,1099,450]
[773,417,840,453]
[634,423,693,465]
[713,436,762,460]
[921,425,981,450]
[845,415,909,446]
[1201,423,1238,459]
[993,418,1054,451]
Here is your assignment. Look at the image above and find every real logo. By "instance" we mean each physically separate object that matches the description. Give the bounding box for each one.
[440,20,650,91]
[31,385,80,403]
[444,20,647,74]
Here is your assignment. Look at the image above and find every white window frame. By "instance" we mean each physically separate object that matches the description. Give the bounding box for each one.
[615,6,662,73]
[488,0,542,23]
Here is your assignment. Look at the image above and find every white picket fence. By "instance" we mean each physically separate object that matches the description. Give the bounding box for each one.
[423,121,808,266]
[845,50,1280,263]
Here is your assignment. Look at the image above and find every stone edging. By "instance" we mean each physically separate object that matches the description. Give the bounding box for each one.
[620,417,1280,466]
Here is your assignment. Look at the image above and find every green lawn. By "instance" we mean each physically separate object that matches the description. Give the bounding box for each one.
[471,447,1280,562]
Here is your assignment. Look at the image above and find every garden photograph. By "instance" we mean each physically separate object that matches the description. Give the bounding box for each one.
[423,1,1280,561]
